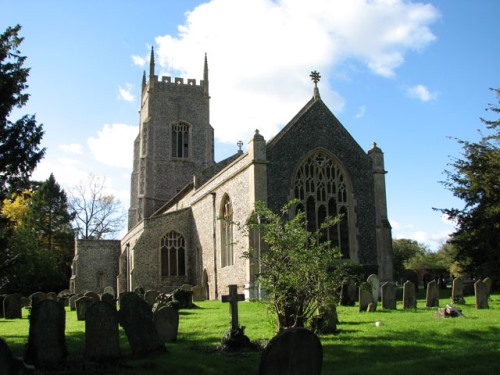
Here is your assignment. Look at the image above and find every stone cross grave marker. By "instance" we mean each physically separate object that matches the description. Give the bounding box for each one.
[221,284,245,331]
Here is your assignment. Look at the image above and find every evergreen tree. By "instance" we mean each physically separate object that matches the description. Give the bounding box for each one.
[439,88,500,285]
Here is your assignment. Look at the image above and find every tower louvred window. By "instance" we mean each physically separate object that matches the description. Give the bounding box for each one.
[172,122,190,158]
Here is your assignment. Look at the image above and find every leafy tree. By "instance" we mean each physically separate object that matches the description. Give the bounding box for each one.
[68,174,126,239]
[2,189,32,227]
[245,200,353,331]
[438,88,500,285]
[392,239,426,282]
[0,24,45,198]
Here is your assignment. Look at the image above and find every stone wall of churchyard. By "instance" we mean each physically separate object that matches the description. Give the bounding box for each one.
[124,208,195,293]
[188,152,253,300]
[71,240,120,294]
[266,99,378,266]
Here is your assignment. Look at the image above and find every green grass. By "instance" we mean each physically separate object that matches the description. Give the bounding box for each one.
[2,290,500,374]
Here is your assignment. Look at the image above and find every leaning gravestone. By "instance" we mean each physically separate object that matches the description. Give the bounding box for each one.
[403,280,416,309]
[358,282,374,312]
[24,300,67,370]
[367,274,380,301]
[30,292,47,307]
[381,282,396,310]
[85,301,120,361]
[153,306,179,342]
[75,296,93,321]
[3,293,23,319]
[483,277,492,297]
[118,292,166,355]
[452,277,465,304]
[340,280,356,306]
[259,327,322,375]
[425,280,439,308]
[474,280,489,309]
[144,289,159,307]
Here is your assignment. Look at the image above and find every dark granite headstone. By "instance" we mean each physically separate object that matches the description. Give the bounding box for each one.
[153,306,179,342]
[85,301,120,361]
[259,327,322,375]
[118,292,166,355]
[24,300,67,370]
[3,293,23,319]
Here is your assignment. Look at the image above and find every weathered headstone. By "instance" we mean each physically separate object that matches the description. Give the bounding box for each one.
[381,281,396,310]
[85,301,120,361]
[403,280,416,309]
[46,292,58,301]
[24,300,67,370]
[75,296,93,321]
[483,277,492,296]
[118,292,165,355]
[425,280,439,308]
[0,337,30,375]
[181,284,192,291]
[367,274,380,301]
[144,289,159,307]
[84,291,100,304]
[103,286,116,298]
[153,306,179,343]
[259,327,323,375]
[101,292,116,308]
[474,280,489,309]
[312,298,338,334]
[192,285,205,301]
[3,293,23,319]
[340,280,356,306]
[358,282,374,312]
[30,292,47,307]
[69,294,80,311]
[452,277,465,304]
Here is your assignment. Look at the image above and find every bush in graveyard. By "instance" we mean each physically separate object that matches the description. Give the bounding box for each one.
[245,200,352,331]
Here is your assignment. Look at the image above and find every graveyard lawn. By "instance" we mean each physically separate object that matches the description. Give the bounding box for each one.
[1,290,500,374]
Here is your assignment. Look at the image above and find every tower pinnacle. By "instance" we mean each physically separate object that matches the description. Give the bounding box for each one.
[149,46,155,79]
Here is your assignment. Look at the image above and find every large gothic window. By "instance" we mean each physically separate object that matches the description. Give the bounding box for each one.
[160,231,186,276]
[171,122,190,158]
[293,150,351,258]
[221,195,234,267]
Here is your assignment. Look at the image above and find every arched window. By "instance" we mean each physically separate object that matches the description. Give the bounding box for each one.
[160,231,186,276]
[221,195,234,267]
[293,150,351,258]
[171,122,190,158]
[96,271,106,288]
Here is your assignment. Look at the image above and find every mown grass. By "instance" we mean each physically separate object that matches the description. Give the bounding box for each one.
[1,289,499,374]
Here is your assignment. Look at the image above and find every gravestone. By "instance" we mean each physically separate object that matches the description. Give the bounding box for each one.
[46,292,58,301]
[118,292,165,355]
[3,293,23,319]
[153,306,179,342]
[85,301,120,361]
[312,298,338,334]
[30,292,47,307]
[75,296,93,321]
[84,291,100,303]
[101,292,116,308]
[0,337,30,375]
[222,285,245,331]
[425,280,439,308]
[474,280,489,309]
[144,289,159,307]
[192,285,205,301]
[24,300,67,370]
[452,277,465,304]
[69,294,80,311]
[220,284,251,351]
[381,281,396,310]
[483,277,492,296]
[259,327,322,375]
[103,286,116,298]
[358,282,374,312]
[403,280,416,309]
[367,274,380,301]
[181,284,193,291]
[340,280,356,306]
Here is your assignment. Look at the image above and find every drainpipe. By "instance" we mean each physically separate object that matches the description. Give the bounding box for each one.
[211,192,218,299]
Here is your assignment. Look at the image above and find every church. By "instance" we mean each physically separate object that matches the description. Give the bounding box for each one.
[71,48,393,300]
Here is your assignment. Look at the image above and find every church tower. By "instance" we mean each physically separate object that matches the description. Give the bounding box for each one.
[128,49,214,229]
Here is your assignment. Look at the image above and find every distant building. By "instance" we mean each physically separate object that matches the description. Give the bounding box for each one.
[71,48,393,299]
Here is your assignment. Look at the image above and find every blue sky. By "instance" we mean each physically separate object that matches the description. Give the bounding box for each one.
[1,0,499,250]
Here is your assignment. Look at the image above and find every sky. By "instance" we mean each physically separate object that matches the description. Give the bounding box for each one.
[1,0,499,250]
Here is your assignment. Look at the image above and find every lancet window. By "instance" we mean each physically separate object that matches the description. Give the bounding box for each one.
[221,195,234,267]
[171,122,190,158]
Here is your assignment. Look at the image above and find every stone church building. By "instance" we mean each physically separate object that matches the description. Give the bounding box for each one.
[71,48,393,300]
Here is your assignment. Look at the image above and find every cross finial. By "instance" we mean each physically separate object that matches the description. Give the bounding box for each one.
[237,140,243,153]
[310,71,321,99]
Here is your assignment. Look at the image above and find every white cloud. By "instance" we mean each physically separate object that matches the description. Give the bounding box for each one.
[355,105,366,119]
[149,0,439,144]
[118,83,135,102]
[58,143,84,154]
[408,84,437,102]
[132,55,146,67]
[88,123,138,169]
[32,157,87,188]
